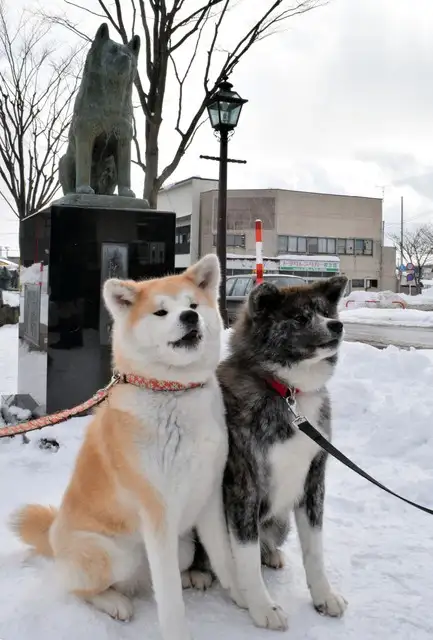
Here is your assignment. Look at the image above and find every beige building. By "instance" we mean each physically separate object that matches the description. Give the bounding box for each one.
[158,178,397,291]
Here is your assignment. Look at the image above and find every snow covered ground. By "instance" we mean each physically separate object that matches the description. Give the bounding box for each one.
[341,307,433,327]
[340,308,433,348]
[1,326,433,639]
[343,287,433,311]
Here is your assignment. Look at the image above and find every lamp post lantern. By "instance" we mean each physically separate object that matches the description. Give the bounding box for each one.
[206,76,247,327]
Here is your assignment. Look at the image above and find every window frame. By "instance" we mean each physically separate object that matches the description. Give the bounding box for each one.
[346,239,355,254]
[297,236,307,253]
[306,237,318,254]
[318,238,327,254]
[327,238,336,254]
[355,239,364,255]
[337,238,346,254]
[363,239,373,255]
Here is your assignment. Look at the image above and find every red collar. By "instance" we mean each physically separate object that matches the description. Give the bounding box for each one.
[266,378,301,398]
[121,373,204,392]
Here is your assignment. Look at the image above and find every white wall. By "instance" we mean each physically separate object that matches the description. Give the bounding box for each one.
[158,178,218,268]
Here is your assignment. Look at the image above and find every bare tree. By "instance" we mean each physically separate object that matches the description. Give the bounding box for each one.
[389,224,433,293]
[0,2,81,220]
[45,0,327,208]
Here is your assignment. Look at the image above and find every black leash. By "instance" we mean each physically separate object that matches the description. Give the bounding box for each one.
[281,389,433,516]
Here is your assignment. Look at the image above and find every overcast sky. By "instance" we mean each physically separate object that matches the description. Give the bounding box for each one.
[1,0,433,254]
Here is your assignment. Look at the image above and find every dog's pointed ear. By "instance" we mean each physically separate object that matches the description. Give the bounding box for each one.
[186,254,220,299]
[248,282,282,318]
[316,276,348,304]
[103,279,138,317]
[127,34,141,57]
[95,23,109,41]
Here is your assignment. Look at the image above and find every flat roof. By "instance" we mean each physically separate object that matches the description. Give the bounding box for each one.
[203,187,382,202]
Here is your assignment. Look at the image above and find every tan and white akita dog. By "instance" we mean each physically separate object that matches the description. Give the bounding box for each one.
[10,254,237,640]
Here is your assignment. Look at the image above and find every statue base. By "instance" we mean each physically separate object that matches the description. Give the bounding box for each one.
[53,193,150,209]
[17,197,175,414]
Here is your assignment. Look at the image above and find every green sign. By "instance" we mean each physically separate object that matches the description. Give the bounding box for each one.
[280,259,339,272]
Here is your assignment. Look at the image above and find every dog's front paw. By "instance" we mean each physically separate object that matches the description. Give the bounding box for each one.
[181,569,213,591]
[262,548,285,570]
[76,185,95,195]
[118,186,135,198]
[229,586,247,609]
[314,590,347,617]
[250,602,288,631]
[87,589,134,621]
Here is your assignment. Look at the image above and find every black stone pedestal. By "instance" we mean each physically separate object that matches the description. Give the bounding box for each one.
[18,195,175,414]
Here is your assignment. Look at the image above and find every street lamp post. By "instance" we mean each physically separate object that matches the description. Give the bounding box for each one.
[206,76,247,326]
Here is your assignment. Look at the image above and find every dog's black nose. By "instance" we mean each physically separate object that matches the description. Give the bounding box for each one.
[179,309,199,326]
[328,320,343,335]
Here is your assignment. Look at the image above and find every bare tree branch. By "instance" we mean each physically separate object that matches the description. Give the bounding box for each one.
[389,224,433,293]
[170,17,206,137]
[131,111,146,173]
[64,0,106,19]
[0,1,79,220]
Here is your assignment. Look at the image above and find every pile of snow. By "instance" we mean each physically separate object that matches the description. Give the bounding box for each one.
[401,286,433,305]
[0,324,18,396]
[1,325,433,639]
[1,290,19,307]
[341,307,433,327]
[19,262,48,286]
[341,290,407,310]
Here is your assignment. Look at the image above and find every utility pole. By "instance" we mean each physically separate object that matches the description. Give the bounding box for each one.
[399,196,404,292]
[400,196,404,267]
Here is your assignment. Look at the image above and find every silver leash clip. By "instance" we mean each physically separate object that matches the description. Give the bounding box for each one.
[95,371,121,396]
[285,389,306,430]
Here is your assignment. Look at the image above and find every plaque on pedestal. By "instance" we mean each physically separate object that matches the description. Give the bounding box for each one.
[17,195,175,414]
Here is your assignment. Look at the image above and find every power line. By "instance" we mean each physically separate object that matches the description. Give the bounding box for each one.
[386,208,433,226]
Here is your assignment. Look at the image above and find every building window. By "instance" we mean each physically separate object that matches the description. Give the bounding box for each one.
[297,237,307,253]
[277,235,373,256]
[337,238,346,254]
[363,240,373,255]
[175,232,190,244]
[288,236,298,252]
[213,234,245,248]
[307,237,318,254]
[278,235,287,253]
[355,239,364,255]
[346,239,354,254]
[351,279,365,289]
[366,278,378,289]
[175,225,191,255]
[318,238,327,254]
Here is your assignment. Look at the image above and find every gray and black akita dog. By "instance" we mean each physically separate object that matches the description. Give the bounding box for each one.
[185,275,348,631]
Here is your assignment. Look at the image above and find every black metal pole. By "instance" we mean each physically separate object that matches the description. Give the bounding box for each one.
[217,128,229,327]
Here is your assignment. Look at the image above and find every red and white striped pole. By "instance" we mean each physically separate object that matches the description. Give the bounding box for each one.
[255,219,264,284]
[38,262,44,287]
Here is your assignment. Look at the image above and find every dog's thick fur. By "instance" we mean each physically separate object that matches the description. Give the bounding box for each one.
[10,255,238,640]
[59,23,140,197]
[188,276,349,630]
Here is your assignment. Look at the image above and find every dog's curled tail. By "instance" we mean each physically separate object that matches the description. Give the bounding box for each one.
[10,504,57,557]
